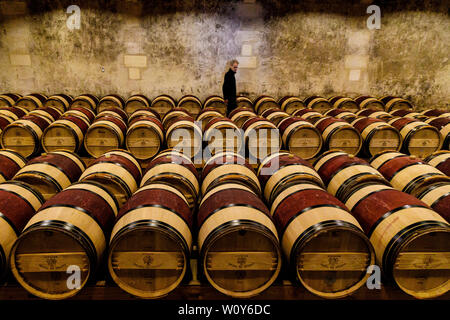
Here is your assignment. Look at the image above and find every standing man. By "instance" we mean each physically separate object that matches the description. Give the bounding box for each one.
[222,59,239,115]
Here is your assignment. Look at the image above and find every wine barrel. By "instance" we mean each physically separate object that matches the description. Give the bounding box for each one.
[344,184,450,299]
[1,115,51,157]
[177,95,202,118]
[421,109,450,118]
[84,115,127,158]
[0,149,27,183]
[370,151,450,196]
[384,97,414,112]
[162,108,191,130]
[415,182,449,222]
[0,115,14,134]
[305,97,332,113]
[29,107,62,122]
[260,108,290,126]
[79,150,141,206]
[331,97,359,112]
[292,108,322,121]
[0,93,21,108]
[271,183,374,298]
[10,181,118,300]
[197,183,281,298]
[196,108,223,131]
[314,117,362,156]
[13,151,85,201]
[124,94,151,116]
[277,117,323,159]
[228,107,256,128]
[97,94,125,113]
[125,116,164,160]
[203,117,243,155]
[0,181,44,280]
[42,115,90,153]
[387,118,442,158]
[390,109,422,119]
[64,106,96,123]
[313,151,388,200]
[70,94,99,111]
[0,106,28,120]
[128,108,160,124]
[202,152,260,196]
[242,117,281,162]
[140,150,199,210]
[165,116,202,159]
[96,107,128,124]
[324,109,357,122]
[236,96,253,110]
[424,151,450,175]
[151,95,176,118]
[258,152,325,204]
[15,95,45,111]
[356,97,385,110]
[108,183,192,299]
[203,95,227,116]
[424,117,450,150]
[44,94,72,113]
[279,96,305,115]
[351,117,402,157]
[355,109,393,121]
[254,96,279,115]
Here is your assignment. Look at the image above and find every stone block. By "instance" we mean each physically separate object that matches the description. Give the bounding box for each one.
[128,67,141,80]
[345,55,369,70]
[10,54,31,66]
[236,56,257,69]
[124,55,147,68]
[241,44,252,56]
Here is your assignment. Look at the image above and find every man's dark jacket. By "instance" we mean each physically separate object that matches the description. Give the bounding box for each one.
[222,68,237,114]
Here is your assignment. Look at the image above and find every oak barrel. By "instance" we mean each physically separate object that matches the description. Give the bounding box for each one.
[344,184,450,299]
[203,117,243,156]
[13,151,85,200]
[277,117,322,159]
[292,108,322,121]
[229,107,257,128]
[84,115,127,158]
[305,97,332,113]
[279,96,305,115]
[140,150,199,210]
[331,97,359,112]
[198,183,281,298]
[254,96,279,115]
[108,183,192,298]
[355,109,393,121]
[64,107,96,124]
[0,93,21,108]
[10,181,118,299]
[203,95,227,116]
[202,152,260,196]
[44,94,73,113]
[97,94,125,113]
[0,149,27,182]
[1,115,51,157]
[125,116,164,160]
[79,150,142,206]
[177,95,202,118]
[165,115,202,159]
[258,152,324,204]
[424,150,450,175]
[271,183,374,298]
[370,151,450,196]
[0,106,28,120]
[313,151,388,200]
[196,108,223,131]
[387,118,442,158]
[356,97,385,110]
[424,117,450,150]
[236,96,254,110]
[42,115,90,153]
[128,108,160,124]
[242,117,281,162]
[314,116,362,156]
[260,108,290,126]
[162,108,191,130]
[151,95,176,118]
[384,97,414,112]
[324,108,357,122]
[421,109,450,118]
[124,94,151,116]
[351,117,402,157]
[0,181,44,280]
[29,107,62,123]
[70,94,99,111]
[15,94,45,111]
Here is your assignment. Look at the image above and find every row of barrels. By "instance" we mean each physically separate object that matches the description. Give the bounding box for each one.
[1,93,432,120]
[0,147,448,299]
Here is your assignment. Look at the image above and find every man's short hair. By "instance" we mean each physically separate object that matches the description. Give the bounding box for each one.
[230,59,239,66]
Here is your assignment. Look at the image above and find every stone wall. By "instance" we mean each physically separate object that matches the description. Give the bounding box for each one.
[0,0,448,109]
